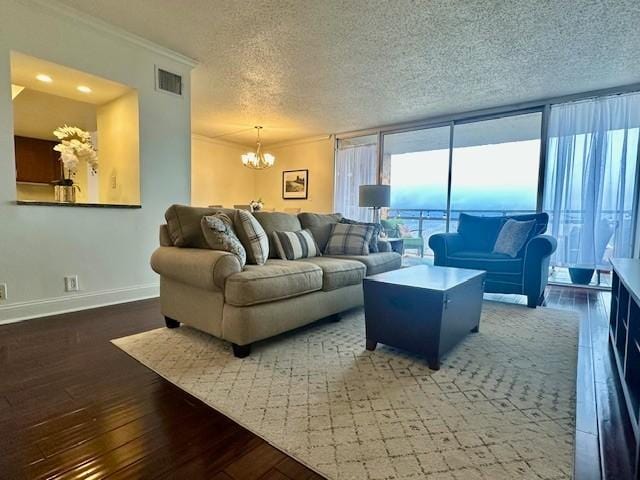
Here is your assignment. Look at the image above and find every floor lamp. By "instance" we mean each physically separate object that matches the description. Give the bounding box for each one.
[359,184,391,224]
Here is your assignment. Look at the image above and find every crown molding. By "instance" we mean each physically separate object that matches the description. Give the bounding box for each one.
[267,134,333,149]
[191,133,252,148]
[21,0,198,68]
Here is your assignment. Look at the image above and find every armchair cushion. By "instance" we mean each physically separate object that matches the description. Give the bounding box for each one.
[447,251,523,275]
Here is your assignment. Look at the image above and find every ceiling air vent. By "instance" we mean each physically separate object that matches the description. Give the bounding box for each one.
[155,66,183,96]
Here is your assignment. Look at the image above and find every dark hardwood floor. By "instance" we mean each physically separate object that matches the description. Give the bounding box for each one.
[0,286,633,479]
[0,300,322,480]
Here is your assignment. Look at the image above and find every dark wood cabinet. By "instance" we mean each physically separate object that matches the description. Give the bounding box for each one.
[14,135,62,184]
[610,258,640,479]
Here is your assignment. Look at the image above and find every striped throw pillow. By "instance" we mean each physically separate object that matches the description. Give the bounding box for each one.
[324,223,375,256]
[272,229,321,260]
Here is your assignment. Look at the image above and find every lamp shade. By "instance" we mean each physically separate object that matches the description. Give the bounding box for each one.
[359,184,390,208]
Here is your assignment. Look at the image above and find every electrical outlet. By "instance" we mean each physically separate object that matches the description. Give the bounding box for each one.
[0,283,7,301]
[64,275,79,292]
[111,174,117,189]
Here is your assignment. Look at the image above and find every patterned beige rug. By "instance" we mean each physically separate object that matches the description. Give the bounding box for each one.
[112,301,578,480]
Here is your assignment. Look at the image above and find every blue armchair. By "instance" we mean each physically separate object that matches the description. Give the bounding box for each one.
[429,213,557,308]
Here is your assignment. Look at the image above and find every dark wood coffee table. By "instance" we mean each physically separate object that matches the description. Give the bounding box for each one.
[363,264,486,370]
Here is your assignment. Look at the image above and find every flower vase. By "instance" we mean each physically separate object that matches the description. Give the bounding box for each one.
[54,185,76,203]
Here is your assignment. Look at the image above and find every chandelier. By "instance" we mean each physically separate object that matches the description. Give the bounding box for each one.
[241,126,275,169]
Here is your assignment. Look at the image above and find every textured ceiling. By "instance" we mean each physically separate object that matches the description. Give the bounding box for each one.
[54,0,640,145]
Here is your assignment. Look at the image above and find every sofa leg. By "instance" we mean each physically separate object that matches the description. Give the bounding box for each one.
[165,316,180,328]
[538,293,546,307]
[232,343,251,358]
[527,294,539,308]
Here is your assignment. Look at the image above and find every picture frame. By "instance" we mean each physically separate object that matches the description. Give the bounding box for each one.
[282,169,309,199]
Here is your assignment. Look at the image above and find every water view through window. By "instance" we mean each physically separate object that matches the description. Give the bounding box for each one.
[383,112,542,257]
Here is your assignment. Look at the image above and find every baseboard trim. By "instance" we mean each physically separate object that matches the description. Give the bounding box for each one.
[0,284,159,325]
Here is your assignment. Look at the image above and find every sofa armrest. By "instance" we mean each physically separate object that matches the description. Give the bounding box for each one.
[522,235,557,303]
[428,233,465,264]
[377,239,392,253]
[524,234,557,261]
[150,247,242,291]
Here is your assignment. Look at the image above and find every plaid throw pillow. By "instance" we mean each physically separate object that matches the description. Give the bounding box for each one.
[272,229,321,260]
[235,209,269,265]
[324,223,375,256]
[340,218,381,253]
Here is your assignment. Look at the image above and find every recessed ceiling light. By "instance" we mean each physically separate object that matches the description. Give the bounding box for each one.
[77,85,92,93]
[36,74,52,83]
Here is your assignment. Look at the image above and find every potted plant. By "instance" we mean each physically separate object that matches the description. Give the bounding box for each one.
[52,125,98,202]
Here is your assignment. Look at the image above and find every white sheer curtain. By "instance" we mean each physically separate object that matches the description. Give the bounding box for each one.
[544,92,640,268]
[334,143,377,221]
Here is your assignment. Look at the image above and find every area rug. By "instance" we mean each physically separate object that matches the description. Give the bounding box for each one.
[112,302,578,480]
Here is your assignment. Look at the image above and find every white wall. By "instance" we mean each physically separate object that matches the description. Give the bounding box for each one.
[255,136,335,213]
[191,135,257,207]
[0,0,194,323]
[97,90,140,205]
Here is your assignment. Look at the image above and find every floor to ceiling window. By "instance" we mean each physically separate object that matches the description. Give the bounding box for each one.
[382,126,450,257]
[543,92,640,286]
[380,111,543,258]
[450,113,542,230]
[334,135,378,221]
[334,89,640,288]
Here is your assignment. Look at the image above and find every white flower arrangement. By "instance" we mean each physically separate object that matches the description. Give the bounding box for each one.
[53,125,98,177]
[249,198,264,211]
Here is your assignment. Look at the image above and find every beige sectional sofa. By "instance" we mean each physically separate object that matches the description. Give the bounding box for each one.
[151,205,402,357]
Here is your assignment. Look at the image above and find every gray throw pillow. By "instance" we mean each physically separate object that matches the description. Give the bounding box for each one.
[493,219,536,258]
[324,223,375,256]
[201,214,247,267]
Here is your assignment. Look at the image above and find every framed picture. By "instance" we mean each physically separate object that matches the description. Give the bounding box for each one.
[282,169,309,199]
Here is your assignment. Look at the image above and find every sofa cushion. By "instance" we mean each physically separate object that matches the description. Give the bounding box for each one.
[326,251,402,276]
[165,204,237,249]
[297,212,343,251]
[253,211,303,258]
[325,223,375,256]
[272,229,321,260]
[296,257,365,291]
[457,213,506,252]
[446,250,523,275]
[235,210,269,265]
[224,260,323,306]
